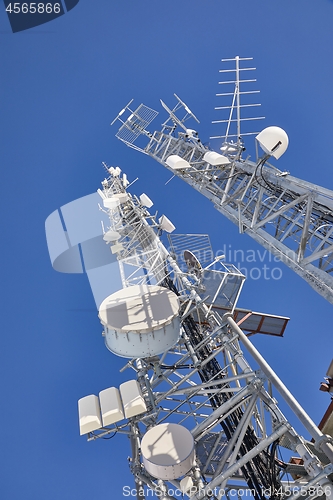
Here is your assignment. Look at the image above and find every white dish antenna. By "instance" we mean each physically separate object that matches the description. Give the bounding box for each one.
[139,193,153,208]
[159,215,176,233]
[141,423,195,480]
[184,249,202,276]
[99,285,181,358]
[103,230,120,242]
[256,126,289,159]
[113,192,129,203]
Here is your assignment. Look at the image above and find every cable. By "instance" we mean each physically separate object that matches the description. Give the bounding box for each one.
[101,431,117,440]
[162,275,285,500]
[160,364,194,369]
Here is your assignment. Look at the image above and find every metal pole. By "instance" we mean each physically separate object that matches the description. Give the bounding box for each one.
[235,55,241,142]
[130,425,146,500]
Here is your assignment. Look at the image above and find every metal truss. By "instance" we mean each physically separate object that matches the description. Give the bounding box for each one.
[89,168,333,500]
[99,167,168,287]
[112,58,333,304]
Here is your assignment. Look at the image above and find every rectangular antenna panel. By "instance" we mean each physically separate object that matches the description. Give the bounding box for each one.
[119,380,147,419]
[78,395,102,435]
[99,387,124,426]
[116,104,158,146]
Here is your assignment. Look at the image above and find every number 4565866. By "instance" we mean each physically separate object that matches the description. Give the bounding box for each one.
[6,3,61,14]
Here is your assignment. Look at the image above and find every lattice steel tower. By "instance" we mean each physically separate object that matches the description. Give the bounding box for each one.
[112,56,333,305]
[46,161,333,500]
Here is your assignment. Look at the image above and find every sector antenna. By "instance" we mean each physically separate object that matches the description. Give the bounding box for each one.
[112,56,333,305]
[46,163,333,500]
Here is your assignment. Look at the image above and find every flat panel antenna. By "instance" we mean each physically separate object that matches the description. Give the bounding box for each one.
[111,100,159,152]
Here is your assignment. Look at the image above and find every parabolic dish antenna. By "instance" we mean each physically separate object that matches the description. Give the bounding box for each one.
[184,249,202,276]
[103,230,121,242]
[141,423,195,480]
[98,284,181,358]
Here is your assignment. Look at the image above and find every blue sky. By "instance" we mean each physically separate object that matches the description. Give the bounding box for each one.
[1,1,333,498]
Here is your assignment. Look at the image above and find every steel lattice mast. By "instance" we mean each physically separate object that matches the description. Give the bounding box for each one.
[112,57,333,305]
[46,166,333,500]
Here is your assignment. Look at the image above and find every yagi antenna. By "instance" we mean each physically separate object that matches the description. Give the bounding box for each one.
[160,99,188,133]
[160,94,200,133]
[110,99,134,126]
[211,56,265,144]
[174,93,200,123]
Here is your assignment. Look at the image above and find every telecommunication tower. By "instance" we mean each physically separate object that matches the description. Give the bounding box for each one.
[112,56,333,305]
[46,162,333,500]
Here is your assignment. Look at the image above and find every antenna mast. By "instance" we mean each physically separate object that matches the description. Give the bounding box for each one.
[212,56,264,145]
[113,57,333,304]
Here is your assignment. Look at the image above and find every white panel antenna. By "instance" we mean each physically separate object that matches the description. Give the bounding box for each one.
[99,387,124,426]
[119,380,147,419]
[78,395,102,435]
[139,193,153,208]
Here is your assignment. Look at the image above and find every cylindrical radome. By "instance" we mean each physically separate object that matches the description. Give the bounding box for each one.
[141,423,195,480]
[203,151,230,166]
[98,284,181,358]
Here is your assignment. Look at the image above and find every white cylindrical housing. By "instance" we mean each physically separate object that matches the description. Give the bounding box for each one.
[99,285,181,358]
[203,151,230,166]
[113,192,129,203]
[103,197,120,209]
[166,155,191,170]
[141,423,195,480]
